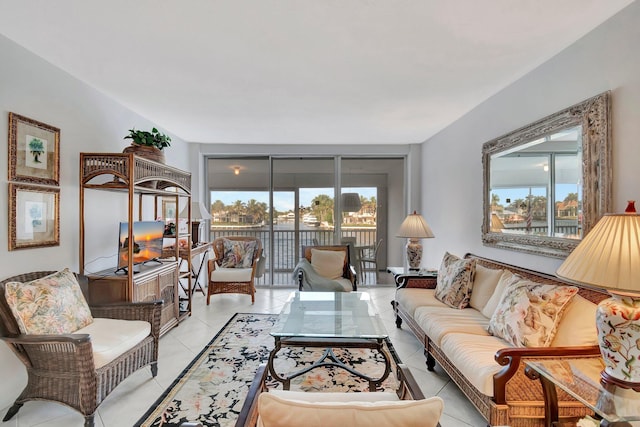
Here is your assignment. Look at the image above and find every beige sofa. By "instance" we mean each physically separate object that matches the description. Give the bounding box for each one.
[393,253,607,427]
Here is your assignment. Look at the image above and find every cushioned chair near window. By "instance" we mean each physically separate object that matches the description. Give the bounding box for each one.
[207,236,263,305]
[233,363,443,427]
[0,269,161,427]
[293,245,357,292]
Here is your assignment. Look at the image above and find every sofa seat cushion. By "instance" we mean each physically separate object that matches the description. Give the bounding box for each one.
[76,317,151,369]
[257,392,444,427]
[440,332,509,397]
[414,306,490,346]
[210,267,253,282]
[395,288,448,317]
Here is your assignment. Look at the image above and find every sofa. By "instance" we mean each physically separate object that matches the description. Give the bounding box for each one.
[393,253,607,427]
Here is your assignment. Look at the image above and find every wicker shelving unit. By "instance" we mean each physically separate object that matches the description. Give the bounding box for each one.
[79,152,193,335]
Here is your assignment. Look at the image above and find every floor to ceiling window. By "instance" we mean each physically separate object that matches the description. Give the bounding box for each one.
[206,156,404,286]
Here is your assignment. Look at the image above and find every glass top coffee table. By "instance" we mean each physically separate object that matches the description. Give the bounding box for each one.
[268,291,390,391]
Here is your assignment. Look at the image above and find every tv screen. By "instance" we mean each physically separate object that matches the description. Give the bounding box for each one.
[117,221,165,271]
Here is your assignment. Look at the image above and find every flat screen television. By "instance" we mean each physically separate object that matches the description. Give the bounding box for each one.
[116,221,165,273]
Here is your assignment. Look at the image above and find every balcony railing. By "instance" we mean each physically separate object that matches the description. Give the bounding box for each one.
[209,228,378,286]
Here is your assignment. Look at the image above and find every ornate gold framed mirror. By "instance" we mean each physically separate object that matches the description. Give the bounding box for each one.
[482,91,611,258]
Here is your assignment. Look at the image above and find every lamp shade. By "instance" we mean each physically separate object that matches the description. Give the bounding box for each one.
[396,211,435,239]
[556,210,640,295]
[341,193,362,212]
[180,201,212,221]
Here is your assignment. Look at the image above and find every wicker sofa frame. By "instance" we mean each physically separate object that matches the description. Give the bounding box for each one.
[393,254,606,427]
[0,271,162,427]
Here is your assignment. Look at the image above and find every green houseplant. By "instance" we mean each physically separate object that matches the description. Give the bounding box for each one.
[124,127,171,150]
[123,127,171,164]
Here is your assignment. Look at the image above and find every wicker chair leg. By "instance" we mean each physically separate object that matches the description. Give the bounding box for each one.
[84,414,94,427]
[3,402,22,421]
[151,362,158,377]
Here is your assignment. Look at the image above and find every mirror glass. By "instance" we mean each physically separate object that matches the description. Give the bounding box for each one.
[482,92,611,258]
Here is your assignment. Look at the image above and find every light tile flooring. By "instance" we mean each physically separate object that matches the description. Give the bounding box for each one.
[1,284,487,427]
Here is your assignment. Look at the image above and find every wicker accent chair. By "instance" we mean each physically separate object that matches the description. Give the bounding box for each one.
[207,236,263,304]
[294,245,357,292]
[234,363,442,427]
[0,271,162,427]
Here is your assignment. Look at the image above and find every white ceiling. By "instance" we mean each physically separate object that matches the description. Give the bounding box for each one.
[0,1,633,145]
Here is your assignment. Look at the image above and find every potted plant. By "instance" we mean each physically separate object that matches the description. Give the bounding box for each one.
[123,127,171,164]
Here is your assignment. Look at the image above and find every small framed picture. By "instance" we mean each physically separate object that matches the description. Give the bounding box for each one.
[8,183,60,250]
[8,112,60,186]
[162,199,177,220]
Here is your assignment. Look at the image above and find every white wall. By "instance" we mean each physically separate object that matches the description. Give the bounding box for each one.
[421,1,640,274]
[0,34,190,409]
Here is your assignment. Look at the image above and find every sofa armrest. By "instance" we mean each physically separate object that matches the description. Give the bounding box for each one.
[492,345,601,404]
[396,276,437,289]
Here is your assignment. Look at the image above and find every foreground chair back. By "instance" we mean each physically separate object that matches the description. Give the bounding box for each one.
[207,236,262,304]
[235,363,442,427]
[0,270,161,427]
[294,245,357,292]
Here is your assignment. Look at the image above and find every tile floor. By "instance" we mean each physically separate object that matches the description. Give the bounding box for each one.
[1,284,487,427]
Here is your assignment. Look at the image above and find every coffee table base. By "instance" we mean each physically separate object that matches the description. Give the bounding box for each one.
[267,337,391,392]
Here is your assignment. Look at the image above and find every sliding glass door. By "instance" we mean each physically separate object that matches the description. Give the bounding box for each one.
[206,156,404,285]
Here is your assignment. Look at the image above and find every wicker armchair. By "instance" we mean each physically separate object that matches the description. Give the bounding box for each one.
[0,271,162,427]
[207,236,263,304]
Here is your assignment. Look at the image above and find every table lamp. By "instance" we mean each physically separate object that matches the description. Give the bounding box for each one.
[396,211,434,270]
[180,201,212,247]
[556,201,640,391]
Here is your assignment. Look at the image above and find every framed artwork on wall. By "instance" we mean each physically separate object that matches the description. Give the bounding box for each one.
[8,112,60,186]
[8,183,60,250]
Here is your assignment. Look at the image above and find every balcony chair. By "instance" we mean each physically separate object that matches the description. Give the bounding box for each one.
[0,269,161,427]
[207,236,262,304]
[293,245,357,292]
[359,238,383,283]
[233,363,443,427]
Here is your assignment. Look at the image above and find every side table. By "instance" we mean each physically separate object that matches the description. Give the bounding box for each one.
[177,242,212,297]
[525,358,640,427]
[387,267,437,288]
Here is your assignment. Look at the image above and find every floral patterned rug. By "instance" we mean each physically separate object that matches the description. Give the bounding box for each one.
[136,313,400,427]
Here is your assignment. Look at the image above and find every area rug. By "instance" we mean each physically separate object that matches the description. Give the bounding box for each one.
[136,312,400,427]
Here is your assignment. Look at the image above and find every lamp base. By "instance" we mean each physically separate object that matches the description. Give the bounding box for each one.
[596,293,640,391]
[406,239,423,270]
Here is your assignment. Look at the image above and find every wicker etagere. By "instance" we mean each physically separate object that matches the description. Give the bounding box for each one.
[79,152,193,335]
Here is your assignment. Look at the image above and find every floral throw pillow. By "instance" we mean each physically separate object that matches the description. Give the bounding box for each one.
[487,279,578,347]
[220,239,257,268]
[5,269,94,335]
[434,252,476,309]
